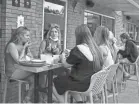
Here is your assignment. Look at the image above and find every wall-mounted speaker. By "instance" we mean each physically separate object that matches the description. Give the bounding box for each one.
[126,16,131,20]
[86,0,94,7]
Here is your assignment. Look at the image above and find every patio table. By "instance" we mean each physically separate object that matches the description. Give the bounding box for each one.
[14,63,63,103]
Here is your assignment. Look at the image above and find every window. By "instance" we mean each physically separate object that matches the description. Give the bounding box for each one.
[42,0,67,50]
[126,23,138,40]
[84,11,115,36]
[84,12,101,36]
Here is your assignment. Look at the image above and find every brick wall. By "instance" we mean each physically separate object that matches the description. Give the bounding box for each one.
[114,11,125,44]
[0,0,43,102]
[66,0,84,49]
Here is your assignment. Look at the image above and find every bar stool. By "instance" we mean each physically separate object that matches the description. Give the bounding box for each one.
[121,56,139,95]
[3,60,28,103]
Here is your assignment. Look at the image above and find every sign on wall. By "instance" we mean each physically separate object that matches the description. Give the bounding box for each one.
[17,15,24,28]
[24,0,31,8]
[12,0,20,7]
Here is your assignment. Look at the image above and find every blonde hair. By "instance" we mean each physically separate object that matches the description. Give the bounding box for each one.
[4,26,30,54]
[46,24,61,44]
[94,26,109,46]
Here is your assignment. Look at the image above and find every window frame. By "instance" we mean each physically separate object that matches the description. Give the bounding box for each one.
[84,10,115,35]
[42,0,68,50]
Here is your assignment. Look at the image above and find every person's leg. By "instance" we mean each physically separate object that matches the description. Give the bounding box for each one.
[118,63,130,79]
[11,70,34,102]
[70,93,83,102]
[52,85,65,103]
[11,69,32,79]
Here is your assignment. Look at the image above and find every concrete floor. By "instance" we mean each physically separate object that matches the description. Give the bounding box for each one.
[108,76,139,103]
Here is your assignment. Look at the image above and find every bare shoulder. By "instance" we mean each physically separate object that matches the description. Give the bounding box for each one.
[6,43,16,52]
[7,42,16,49]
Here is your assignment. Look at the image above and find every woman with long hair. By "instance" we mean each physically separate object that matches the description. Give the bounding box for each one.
[4,26,34,103]
[39,24,61,55]
[94,26,114,68]
[52,24,104,102]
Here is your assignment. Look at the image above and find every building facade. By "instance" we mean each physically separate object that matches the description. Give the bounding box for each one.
[0,0,139,102]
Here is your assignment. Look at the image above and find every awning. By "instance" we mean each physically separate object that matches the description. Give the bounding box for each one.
[92,0,139,20]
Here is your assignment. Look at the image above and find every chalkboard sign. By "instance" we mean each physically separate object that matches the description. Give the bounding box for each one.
[12,0,20,7]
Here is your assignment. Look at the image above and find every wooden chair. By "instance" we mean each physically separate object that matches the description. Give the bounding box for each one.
[3,59,28,103]
[104,63,119,104]
[64,69,109,103]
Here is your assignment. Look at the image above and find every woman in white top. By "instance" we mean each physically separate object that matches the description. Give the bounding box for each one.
[94,26,114,68]
[94,26,115,93]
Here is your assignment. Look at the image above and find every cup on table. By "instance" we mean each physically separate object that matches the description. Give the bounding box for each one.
[40,54,53,64]
[53,55,60,64]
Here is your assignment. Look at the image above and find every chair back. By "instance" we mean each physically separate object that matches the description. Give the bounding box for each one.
[85,69,109,95]
[106,63,119,82]
[135,56,139,65]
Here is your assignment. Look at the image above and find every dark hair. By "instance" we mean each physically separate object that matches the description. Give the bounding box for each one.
[120,33,130,40]
[75,24,104,70]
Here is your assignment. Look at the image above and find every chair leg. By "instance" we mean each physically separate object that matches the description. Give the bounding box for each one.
[3,79,8,103]
[112,81,116,103]
[89,91,93,103]
[18,82,22,103]
[115,78,119,103]
[135,65,139,96]
[64,91,69,103]
[102,88,105,104]
[104,84,108,103]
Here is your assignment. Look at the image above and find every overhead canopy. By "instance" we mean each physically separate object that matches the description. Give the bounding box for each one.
[92,0,139,20]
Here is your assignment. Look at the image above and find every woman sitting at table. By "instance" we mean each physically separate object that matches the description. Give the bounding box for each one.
[94,26,114,68]
[39,23,61,55]
[4,26,34,103]
[52,24,104,103]
[94,26,116,94]
[38,24,68,102]
[117,33,139,78]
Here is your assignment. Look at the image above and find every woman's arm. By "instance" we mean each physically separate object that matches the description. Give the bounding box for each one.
[118,41,132,58]
[26,48,33,59]
[99,46,108,61]
[39,40,46,54]
[60,53,72,68]
[8,43,26,63]
[52,42,61,54]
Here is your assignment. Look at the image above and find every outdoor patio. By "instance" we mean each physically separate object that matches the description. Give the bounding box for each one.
[108,77,139,103]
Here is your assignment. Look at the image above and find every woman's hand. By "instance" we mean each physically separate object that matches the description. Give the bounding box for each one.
[59,53,66,63]
[63,49,70,58]
[47,43,51,51]
[23,41,31,49]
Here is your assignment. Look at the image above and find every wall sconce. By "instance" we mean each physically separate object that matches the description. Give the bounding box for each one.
[72,0,80,11]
